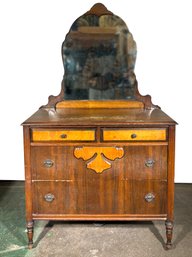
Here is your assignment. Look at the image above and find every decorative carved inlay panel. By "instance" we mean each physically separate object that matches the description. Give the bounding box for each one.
[74,146,124,173]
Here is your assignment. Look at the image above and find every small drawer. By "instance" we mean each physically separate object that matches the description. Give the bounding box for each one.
[32,129,95,142]
[102,128,166,141]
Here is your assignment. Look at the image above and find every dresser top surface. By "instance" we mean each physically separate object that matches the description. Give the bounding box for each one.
[22,108,177,126]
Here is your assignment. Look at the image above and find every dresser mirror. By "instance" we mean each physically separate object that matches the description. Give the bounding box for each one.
[62,10,137,100]
[45,3,155,109]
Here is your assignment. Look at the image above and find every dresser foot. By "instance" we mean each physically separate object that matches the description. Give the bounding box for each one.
[27,221,34,249]
[165,220,173,249]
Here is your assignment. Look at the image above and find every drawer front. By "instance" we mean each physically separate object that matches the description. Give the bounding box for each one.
[124,180,167,214]
[31,145,167,181]
[32,129,95,142]
[122,145,167,180]
[102,128,166,141]
[32,180,167,215]
[32,181,78,214]
[31,146,84,180]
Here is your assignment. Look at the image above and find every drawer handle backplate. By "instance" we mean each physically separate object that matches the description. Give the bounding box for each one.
[44,193,55,202]
[60,134,67,139]
[43,159,54,168]
[131,133,137,139]
[145,193,155,202]
[145,159,155,168]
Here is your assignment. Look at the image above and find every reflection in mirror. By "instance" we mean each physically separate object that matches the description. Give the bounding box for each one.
[62,13,137,100]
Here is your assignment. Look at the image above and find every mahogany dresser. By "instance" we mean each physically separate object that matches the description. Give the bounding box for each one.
[22,3,177,249]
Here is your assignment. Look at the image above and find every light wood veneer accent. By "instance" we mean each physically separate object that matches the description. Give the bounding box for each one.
[56,100,144,109]
[32,129,95,141]
[103,128,166,141]
[74,146,124,173]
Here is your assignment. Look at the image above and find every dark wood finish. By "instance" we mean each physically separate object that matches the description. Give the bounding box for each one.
[31,145,168,182]
[122,145,168,180]
[165,220,174,249]
[134,78,160,109]
[43,82,159,111]
[22,108,176,126]
[26,221,33,249]
[41,81,64,110]
[30,145,167,216]
[31,180,167,215]
[23,117,176,248]
[166,125,176,249]
[85,3,113,16]
[32,214,167,221]
[23,126,34,248]
[22,3,177,250]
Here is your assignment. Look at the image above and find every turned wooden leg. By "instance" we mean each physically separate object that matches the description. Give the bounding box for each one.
[27,221,34,249]
[165,220,173,249]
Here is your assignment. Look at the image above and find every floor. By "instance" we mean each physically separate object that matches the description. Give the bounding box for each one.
[0,182,192,257]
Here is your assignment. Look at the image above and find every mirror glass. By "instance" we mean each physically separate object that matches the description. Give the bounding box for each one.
[62,13,137,100]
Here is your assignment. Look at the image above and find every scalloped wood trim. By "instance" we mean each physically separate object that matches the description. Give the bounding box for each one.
[41,81,159,110]
[134,79,160,109]
[41,81,64,109]
[74,146,124,173]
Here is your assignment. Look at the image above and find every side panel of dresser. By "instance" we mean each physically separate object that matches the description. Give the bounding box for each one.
[166,125,175,249]
[23,126,33,249]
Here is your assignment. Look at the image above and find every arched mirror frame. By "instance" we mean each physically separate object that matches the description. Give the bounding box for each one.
[43,3,159,110]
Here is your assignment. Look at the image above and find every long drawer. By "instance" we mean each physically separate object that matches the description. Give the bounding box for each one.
[31,145,167,180]
[32,180,167,215]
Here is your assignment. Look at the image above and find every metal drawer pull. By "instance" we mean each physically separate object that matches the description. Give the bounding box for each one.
[43,159,54,168]
[145,159,155,168]
[44,193,55,202]
[60,134,67,139]
[131,133,137,139]
[145,193,155,202]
